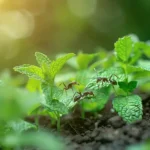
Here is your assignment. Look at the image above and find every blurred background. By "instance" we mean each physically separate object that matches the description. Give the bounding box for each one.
[0,0,150,70]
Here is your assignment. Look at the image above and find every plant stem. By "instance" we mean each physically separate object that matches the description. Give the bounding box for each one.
[57,115,61,132]
[123,63,129,96]
[81,102,85,119]
[81,110,85,119]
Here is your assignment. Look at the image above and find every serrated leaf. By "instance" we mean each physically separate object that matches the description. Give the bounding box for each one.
[7,120,37,133]
[113,95,143,123]
[41,83,63,104]
[127,64,150,73]
[86,67,125,89]
[42,100,68,115]
[118,81,137,93]
[35,52,51,67]
[14,65,44,81]
[77,53,95,69]
[49,53,75,79]
[129,42,143,65]
[115,36,133,62]
[128,81,137,92]
[81,88,110,112]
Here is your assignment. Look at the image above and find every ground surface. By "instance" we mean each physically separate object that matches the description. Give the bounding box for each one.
[27,92,150,150]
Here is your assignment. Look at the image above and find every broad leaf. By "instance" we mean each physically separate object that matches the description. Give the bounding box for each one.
[42,101,68,115]
[77,53,96,70]
[41,83,63,104]
[2,131,66,150]
[115,36,133,63]
[14,65,44,81]
[81,87,110,112]
[127,64,150,73]
[35,52,51,67]
[26,78,41,92]
[113,95,143,123]
[129,42,143,65]
[118,81,137,93]
[86,67,125,89]
[7,120,37,133]
[49,53,75,79]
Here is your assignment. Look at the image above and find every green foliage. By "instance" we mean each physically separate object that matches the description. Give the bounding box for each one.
[115,36,133,63]
[2,131,66,150]
[14,52,75,130]
[35,52,51,67]
[118,81,137,93]
[12,34,150,131]
[77,53,96,70]
[49,53,75,80]
[113,95,142,123]
[81,88,110,112]
[0,83,65,150]
[14,65,44,81]
[7,120,37,133]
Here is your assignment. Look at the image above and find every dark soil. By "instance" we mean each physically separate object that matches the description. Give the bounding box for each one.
[26,93,150,150]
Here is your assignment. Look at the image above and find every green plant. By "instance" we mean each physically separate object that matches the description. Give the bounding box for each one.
[14,35,150,126]
[14,52,76,130]
[70,35,150,123]
[0,82,66,150]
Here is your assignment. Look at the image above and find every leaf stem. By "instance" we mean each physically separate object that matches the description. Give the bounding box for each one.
[57,114,61,132]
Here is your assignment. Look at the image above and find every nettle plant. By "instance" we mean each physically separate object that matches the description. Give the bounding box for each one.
[14,35,150,129]
[14,53,76,130]
[82,35,150,123]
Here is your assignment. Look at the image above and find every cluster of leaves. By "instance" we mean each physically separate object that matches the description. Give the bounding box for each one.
[13,35,150,128]
[0,34,150,149]
[14,52,76,130]
[0,78,66,150]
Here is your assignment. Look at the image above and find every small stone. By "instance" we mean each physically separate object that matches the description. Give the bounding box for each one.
[108,116,125,128]
[73,135,83,144]
[90,130,99,138]
[82,135,91,142]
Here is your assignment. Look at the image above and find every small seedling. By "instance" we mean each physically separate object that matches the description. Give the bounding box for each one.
[14,52,75,131]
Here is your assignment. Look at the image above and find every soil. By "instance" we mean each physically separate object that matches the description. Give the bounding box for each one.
[26,92,150,150]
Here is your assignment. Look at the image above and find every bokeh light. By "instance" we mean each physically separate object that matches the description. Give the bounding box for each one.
[67,0,97,18]
[0,10,34,39]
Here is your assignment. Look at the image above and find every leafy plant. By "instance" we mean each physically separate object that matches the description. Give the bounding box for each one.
[14,52,75,130]
[14,35,150,126]
[0,81,66,150]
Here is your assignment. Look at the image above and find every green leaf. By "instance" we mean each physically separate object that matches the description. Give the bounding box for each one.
[7,120,37,133]
[127,64,150,73]
[35,52,51,67]
[81,87,110,112]
[77,53,95,69]
[41,83,63,104]
[49,53,75,79]
[26,78,41,92]
[43,100,68,115]
[2,131,66,150]
[128,81,137,92]
[14,65,44,81]
[86,67,125,89]
[118,81,137,93]
[115,36,133,63]
[113,95,143,123]
[129,42,143,65]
